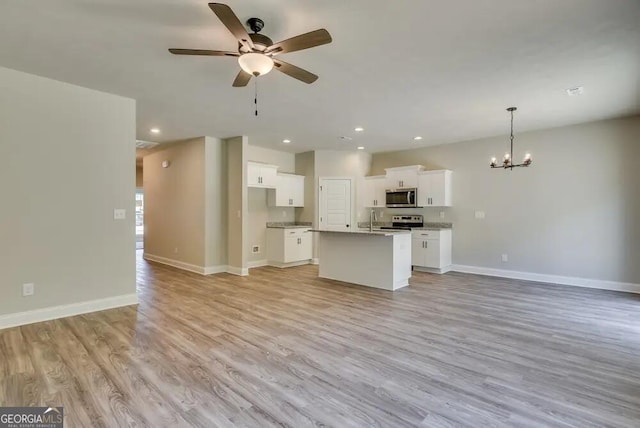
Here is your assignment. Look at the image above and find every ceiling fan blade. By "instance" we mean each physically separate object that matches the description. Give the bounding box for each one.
[232,70,252,87]
[169,48,239,57]
[208,3,254,51]
[266,29,332,55]
[272,59,318,84]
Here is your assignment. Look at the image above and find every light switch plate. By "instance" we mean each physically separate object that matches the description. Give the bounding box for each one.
[114,209,126,220]
[22,283,34,297]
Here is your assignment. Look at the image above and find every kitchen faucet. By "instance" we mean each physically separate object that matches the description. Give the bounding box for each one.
[369,209,377,232]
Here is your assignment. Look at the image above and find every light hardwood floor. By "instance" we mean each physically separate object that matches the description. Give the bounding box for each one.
[1,254,640,427]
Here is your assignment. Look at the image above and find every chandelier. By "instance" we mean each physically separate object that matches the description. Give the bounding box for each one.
[490,107,532,169]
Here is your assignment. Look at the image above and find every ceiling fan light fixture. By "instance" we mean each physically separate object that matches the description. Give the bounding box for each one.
[238,52,274,76]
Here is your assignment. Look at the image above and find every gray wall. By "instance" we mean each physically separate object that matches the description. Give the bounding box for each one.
[143,138,206,267]
[226,137,248,272]
[0,66,136,316]
[205,137,228,268]
[295,151,316,226]
[371,116,640,283]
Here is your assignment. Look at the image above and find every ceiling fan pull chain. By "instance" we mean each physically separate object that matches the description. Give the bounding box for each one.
[254,79,258,116]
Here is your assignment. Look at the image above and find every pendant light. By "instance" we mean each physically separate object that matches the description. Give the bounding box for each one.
[490,107,532,169]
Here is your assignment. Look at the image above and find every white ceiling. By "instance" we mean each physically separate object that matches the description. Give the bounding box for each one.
[0,0,638,153]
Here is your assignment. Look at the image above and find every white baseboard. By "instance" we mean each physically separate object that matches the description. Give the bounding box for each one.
[414,265,452,275]
[0,293,138,331]
[311,258,320,265]
[144,253,227,276]
[204,265,228,275]
[144,253,205,274]
[451,264,640,294]
[227,266,249,276]
[248,260,268,269]
[267,260,312,269]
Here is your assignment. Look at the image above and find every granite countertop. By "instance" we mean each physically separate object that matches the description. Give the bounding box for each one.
[356,222,453,230]
[412,223,453,230]
[266,222,312,229]
[311,229,411,236]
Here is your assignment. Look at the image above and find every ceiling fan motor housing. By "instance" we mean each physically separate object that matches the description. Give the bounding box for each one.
[244,18,272,51]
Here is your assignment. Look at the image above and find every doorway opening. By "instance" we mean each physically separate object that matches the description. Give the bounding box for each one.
[136,189,144,250]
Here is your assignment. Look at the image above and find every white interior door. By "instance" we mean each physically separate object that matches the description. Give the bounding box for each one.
[319,178,352,231]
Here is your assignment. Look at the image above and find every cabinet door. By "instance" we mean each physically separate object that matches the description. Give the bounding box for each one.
[385,171,404,189]
[261,165,278,188]
[417,173,432,206]
[362,178,377,208]
[247,163,261,187]
[291,176,305,207]
[299,232,312,260]
[283,235,299,262]
[399,170,418,188]
[275,175,291,206]
[424,239,441,268]
[411,239,425,266]
[373,178,386,207]
[418,170,452,207]
[429,172,446,206]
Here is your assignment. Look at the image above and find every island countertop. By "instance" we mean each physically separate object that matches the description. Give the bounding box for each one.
[310,229,411,236]
[315,229,412,290]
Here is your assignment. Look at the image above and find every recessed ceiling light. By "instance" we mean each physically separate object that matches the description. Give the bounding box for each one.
[414,136,423,141]
[282,139,291,144]
[566,86,584,96]
[354,127,364,132]
[150,128,161,134]
[357,146,365,150]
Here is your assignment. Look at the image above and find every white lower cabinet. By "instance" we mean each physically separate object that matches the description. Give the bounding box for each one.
[266,228,312,267]
[411,229,452,273]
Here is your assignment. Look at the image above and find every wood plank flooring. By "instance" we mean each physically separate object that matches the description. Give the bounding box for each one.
[1,254,640,427]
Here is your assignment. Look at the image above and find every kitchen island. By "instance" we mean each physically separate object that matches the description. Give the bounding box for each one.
[311,229,412,291]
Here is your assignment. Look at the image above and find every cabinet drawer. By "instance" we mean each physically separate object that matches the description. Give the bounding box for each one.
[283,228,310,237]
[412,230,440,239]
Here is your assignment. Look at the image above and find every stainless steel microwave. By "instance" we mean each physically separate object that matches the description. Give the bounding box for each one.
[385,188,418,208]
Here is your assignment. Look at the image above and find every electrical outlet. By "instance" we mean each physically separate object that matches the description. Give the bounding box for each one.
[282,210,287,218]
[22,283,34,297]
[252,245,260,254]
[113,208,126,220]
[501,254,508,262]
[474,210,485,219]
[439,211,445,219]
[174,247,179,254]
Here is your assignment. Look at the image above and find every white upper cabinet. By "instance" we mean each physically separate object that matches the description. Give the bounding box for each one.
[268,173,305,207]
[362,176,386,208]
[247,161,278,188]
[417,170,452,207]
[384,165,423,189]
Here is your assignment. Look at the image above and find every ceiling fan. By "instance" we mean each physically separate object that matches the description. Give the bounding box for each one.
[169,3,332,87]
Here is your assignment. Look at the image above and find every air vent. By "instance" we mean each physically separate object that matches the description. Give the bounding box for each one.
[566,86,584,96]
[136,140,159,149]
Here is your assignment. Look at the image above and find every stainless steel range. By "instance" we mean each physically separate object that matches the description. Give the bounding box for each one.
[380,215,424,230]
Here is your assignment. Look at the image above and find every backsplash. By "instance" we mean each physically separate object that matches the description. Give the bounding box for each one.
[367,207,452,223]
